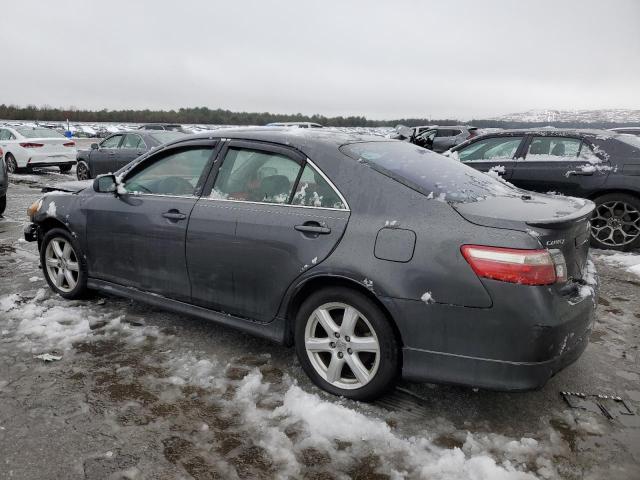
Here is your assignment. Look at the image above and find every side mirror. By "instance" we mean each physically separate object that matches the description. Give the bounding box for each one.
[91,143,99,150]
[93,174,117,193]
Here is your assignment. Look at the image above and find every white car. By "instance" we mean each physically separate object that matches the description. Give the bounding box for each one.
[0,125,77,173]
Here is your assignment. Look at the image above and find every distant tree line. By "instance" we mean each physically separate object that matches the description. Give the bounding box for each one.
[0,104,636,130]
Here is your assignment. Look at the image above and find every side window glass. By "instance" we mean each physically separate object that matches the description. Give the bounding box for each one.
[527,137,581,159]
[101,135,122,149]
[0,130,8,141]
[458,137,523,162]
[124,147,212,195]
[578,142,600,162]
[292,164,346,209]
[212,147,301,204]
[121,134,143,149]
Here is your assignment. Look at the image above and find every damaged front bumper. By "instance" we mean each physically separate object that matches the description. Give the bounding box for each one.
[24,223,39,242]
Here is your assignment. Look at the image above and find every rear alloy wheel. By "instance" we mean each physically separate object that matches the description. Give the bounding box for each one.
[5,154,18,174]
[295,288,399,401]
[76,161,91,180]
[591,193,640,251]
[40,228,88,299]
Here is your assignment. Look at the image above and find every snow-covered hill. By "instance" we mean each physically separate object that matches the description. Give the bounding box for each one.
[491,109,640,124]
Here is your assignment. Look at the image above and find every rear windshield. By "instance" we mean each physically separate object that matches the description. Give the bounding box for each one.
[617,134,640,150]
[149,131,185,144]
[16,127,64,138]
[340,141,518,203]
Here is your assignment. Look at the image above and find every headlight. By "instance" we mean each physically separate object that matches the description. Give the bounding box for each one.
[27,198,43,218]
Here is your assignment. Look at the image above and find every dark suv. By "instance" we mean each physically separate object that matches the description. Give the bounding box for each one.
[448,129,640,250]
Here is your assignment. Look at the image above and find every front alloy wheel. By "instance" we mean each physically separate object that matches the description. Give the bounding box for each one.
[295,287,399,401]
[591,194,640,250]
[40,228,88,299]
[76,161,91,180]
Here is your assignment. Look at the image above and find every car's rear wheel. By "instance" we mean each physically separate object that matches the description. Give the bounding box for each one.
[5,154,18,174]
[76,161,91,180]
[40,228,88,299]
[591,193,640,251]
[0,195,6,216]
[59,164,72,174]
[295,287,399,401]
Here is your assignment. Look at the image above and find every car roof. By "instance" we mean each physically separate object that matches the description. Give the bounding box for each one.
[474,128,617,138]
[164,127,388,151]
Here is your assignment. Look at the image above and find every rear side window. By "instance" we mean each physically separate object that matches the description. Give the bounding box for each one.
[526,137,581,159]
[212,148,301,204]
[340,141,517,203]
[101,135,122,149]
[15,127,64,138]
[121,134,145,149]
[292,164,346,209]
[457,137,523,162]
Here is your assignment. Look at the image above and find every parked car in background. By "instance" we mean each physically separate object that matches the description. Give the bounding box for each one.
[138,123,187,132]
[76,130,185,180]
[26,129,596,401]
[0,126,77,173]
[447,129,640,250]
[0,146,7,215]
[609,127,640,136]
[266,122,323,128]
[392,125,478,152]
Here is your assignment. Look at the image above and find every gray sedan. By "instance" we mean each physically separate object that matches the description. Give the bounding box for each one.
[75,130,185,180]
[25,129,597,400]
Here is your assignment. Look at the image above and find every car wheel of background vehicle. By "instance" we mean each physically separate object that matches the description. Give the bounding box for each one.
[59,164,72,174]
[40,228,88,299]
[295,287,399,401]
[0,195,6,216]
[591,193,640,251]
[76,161,91,180]
[5,154,18,174]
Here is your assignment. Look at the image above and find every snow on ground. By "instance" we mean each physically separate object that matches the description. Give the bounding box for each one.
[592,250,640,278]
[0,287,565,479]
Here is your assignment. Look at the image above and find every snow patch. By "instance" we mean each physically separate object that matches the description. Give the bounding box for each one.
[421,291,435,304]
[46,201,56,217]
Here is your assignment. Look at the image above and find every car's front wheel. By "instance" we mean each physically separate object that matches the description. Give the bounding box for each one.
[40,228,88,299]
[76,161,91,180]
[295,287,399,401]
[591,193,640,251]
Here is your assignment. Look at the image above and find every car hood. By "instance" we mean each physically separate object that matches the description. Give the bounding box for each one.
[42,180,92,194]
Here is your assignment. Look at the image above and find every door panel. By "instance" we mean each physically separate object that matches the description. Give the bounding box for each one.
[85,194,197,301]
[91,134,123,176]
[510,137,610,196]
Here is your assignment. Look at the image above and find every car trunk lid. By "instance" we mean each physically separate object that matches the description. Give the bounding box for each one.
[453,193,594,281]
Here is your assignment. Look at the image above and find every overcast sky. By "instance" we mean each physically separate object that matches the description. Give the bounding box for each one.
[1,0,638,120]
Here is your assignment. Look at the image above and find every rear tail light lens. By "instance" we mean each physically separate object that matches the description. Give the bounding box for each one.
[63,141,75,147]
[461,245,562,286]
[19,142,44,148]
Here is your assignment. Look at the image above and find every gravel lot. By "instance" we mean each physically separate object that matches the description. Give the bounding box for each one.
[0,168,639,479]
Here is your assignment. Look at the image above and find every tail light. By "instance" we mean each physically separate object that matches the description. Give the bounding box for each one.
[63,141,75,147]
[19,142,44,148]
[461,245,565,286]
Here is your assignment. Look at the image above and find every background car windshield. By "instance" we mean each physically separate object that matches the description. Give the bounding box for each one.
[340,141,517,203]
[16,127,64,138]
[150,131,185,144]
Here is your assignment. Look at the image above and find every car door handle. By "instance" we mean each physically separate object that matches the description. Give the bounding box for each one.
[162,211,187,221]
[295,223,331,234]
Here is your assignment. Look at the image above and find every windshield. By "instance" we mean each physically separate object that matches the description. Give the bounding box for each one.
[16,127,64,138]
[340,141,519,203]
[149,131,185,144]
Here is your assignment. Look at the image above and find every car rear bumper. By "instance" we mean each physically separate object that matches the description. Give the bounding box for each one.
[24,152,76,167]
[384,278,597,391]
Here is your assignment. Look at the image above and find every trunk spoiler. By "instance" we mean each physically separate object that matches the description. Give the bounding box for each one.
[526,201,595,229]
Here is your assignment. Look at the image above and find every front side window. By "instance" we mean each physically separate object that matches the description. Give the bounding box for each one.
[526,137,581,159]
[121,134,145,149]
[101,135,123,149]
[457,137,523,162]
[292,164,346,209]
[212,148,301,204]
[124,147,212,195]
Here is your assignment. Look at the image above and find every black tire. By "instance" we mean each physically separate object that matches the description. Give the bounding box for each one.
[0,195,6,216]
[40,228,88,299]
[590,193,640,251]
[5,154,19,174]
[295,287,399,401]
[76,161,91,180]
[59,164,72,173]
